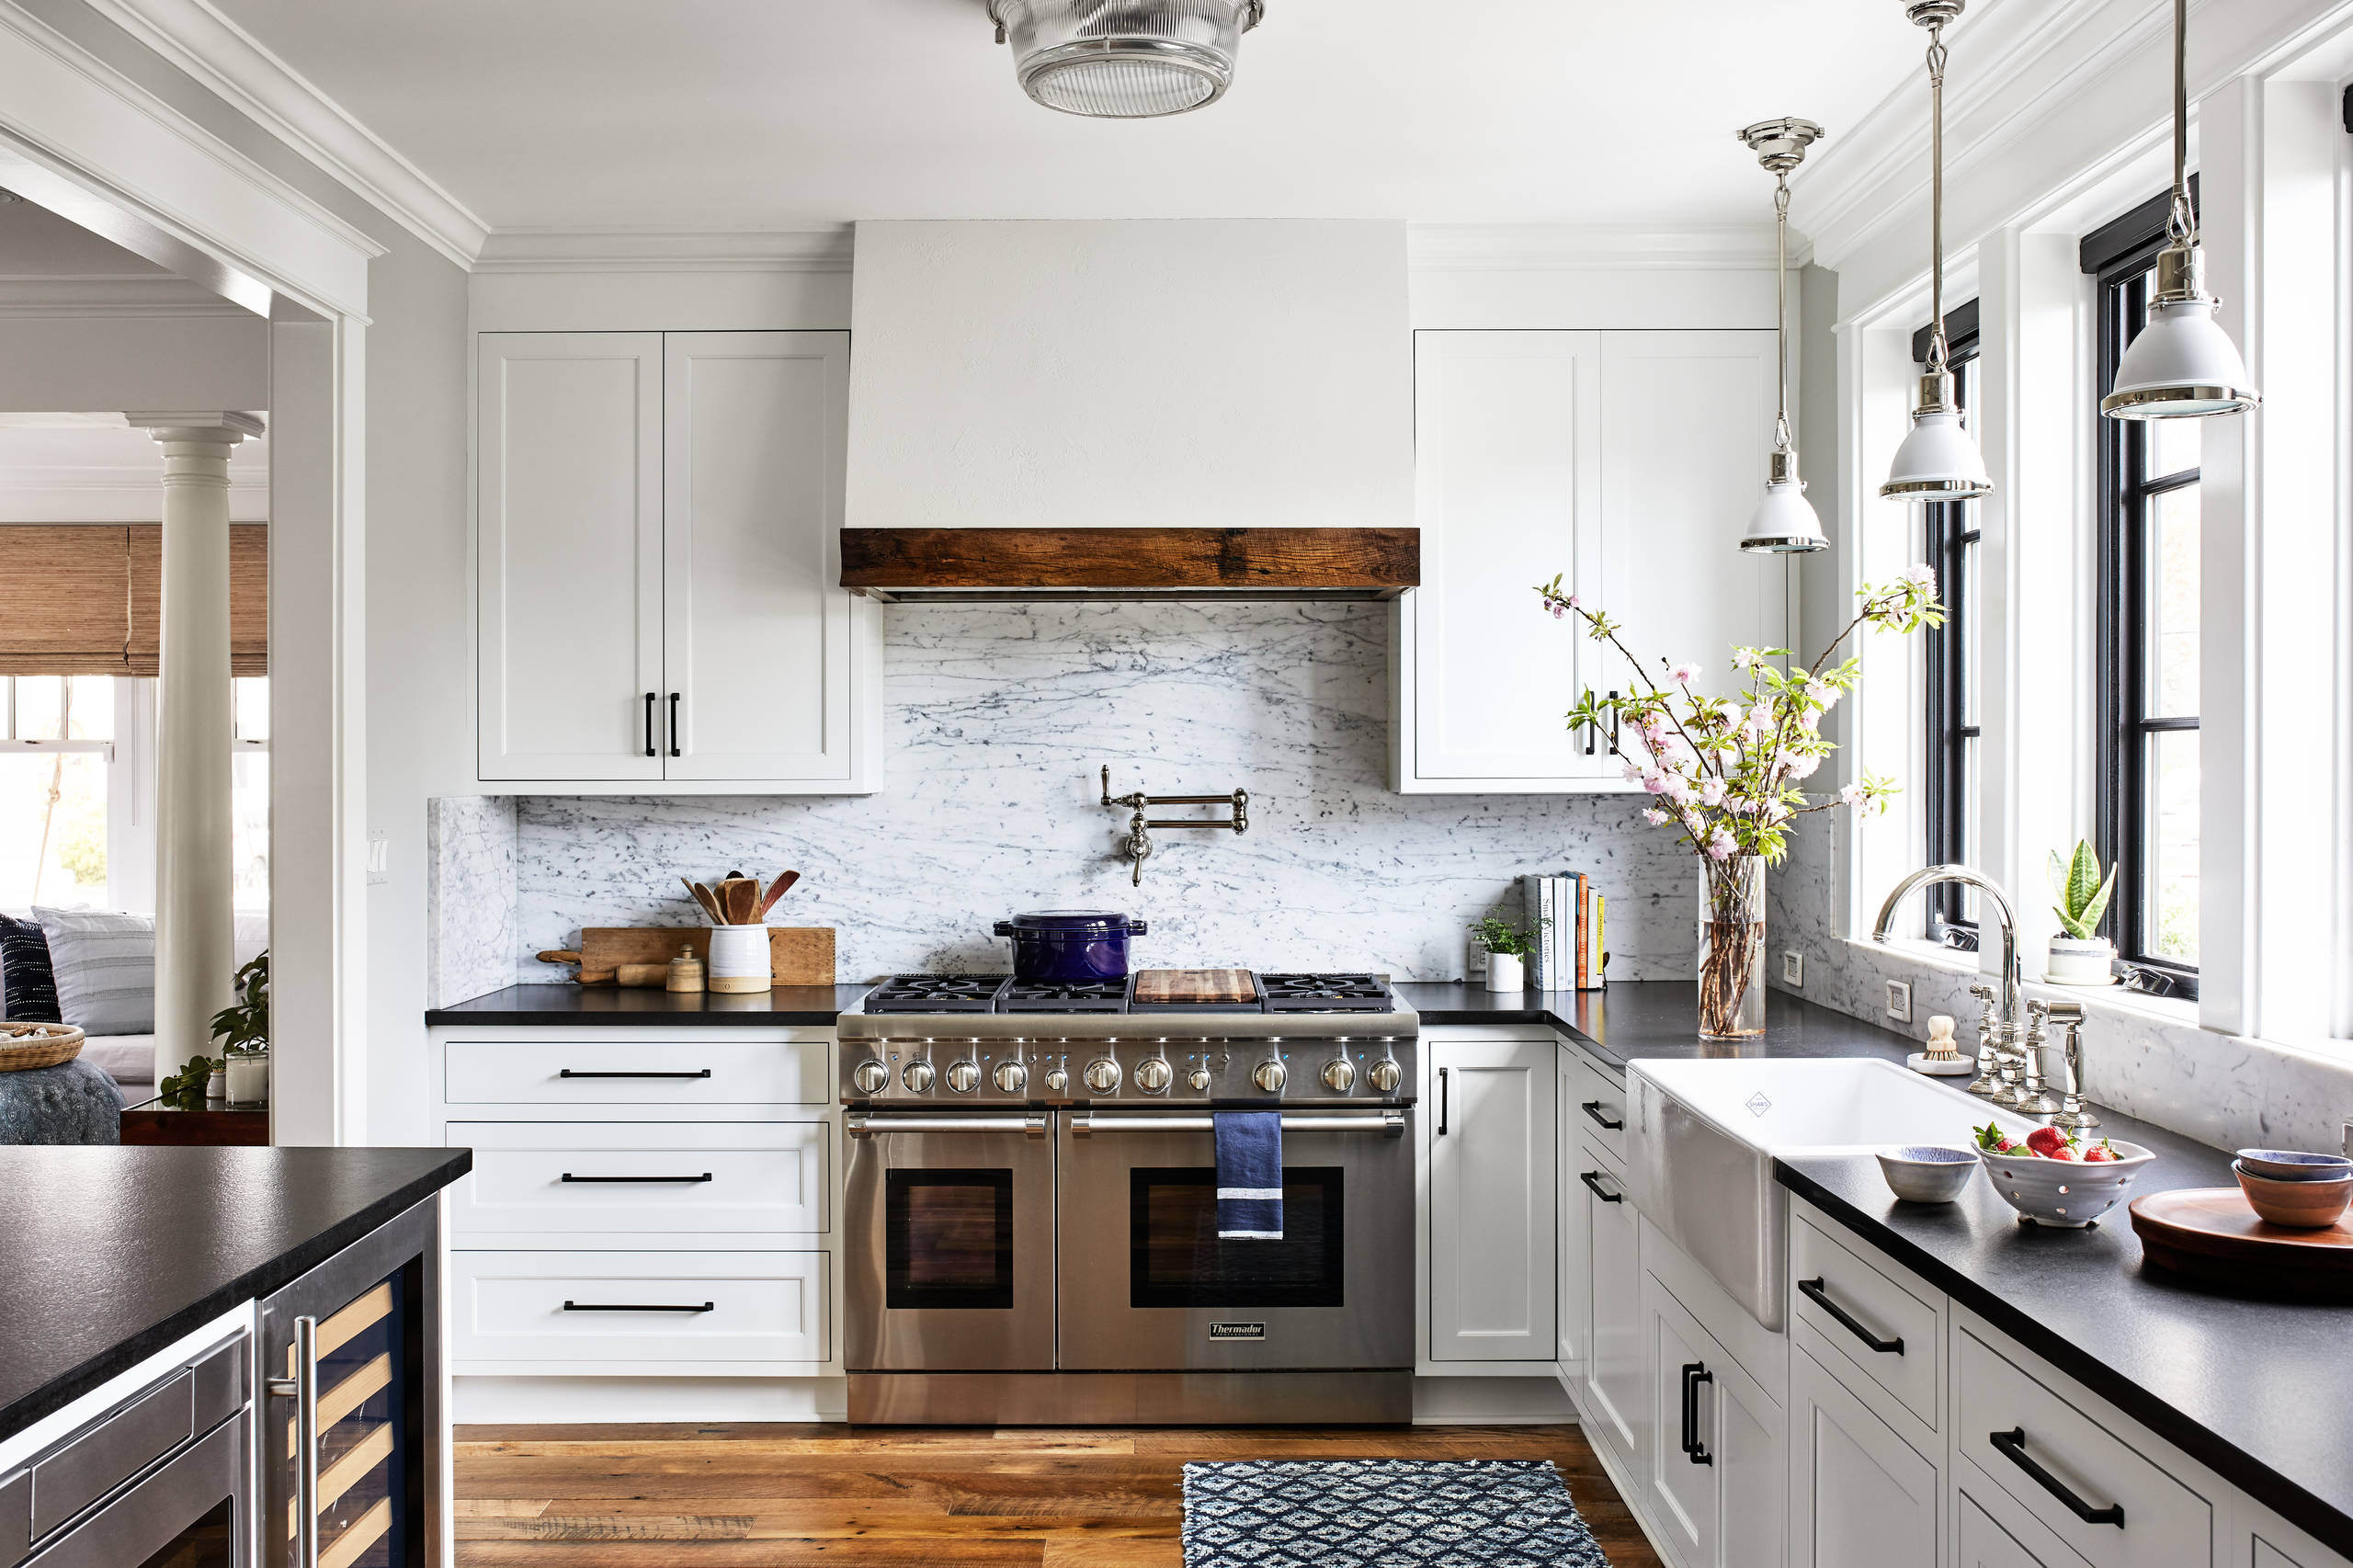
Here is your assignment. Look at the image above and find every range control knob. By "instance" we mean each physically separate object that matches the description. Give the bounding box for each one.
[1084,1058,1122,1094]
[1253,1059,1288,1094]
[1188,1066,1212,1092]
[994,1060,1029,1094]
[902,1061,935,1093]
[1134,1057,1172,1094]
[1044,1065,1070,1092]
[1323,1058,1358,1093]
[1369,1058,1403,1094]
[945,1059,981,1094]
[852,1060,891,1096]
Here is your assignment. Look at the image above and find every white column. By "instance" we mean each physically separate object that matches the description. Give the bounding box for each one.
[129,411,262,1085]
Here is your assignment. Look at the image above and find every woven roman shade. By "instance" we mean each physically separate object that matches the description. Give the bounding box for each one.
[0,524,267,676]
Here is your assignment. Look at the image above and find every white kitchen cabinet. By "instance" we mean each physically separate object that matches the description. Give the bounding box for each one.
[1425,1036,1556,1363]
[1961,1483,2090,1568]
[1790,1343,1939,1568]
[1556,1045,1592,1390]
[1647,1271,1786,1568]
[1394,327,1785,792]
[1583,1143,1645,1470]
[476,329,879,792]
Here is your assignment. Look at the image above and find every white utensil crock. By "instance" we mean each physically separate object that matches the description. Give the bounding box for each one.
[708,925,772,994]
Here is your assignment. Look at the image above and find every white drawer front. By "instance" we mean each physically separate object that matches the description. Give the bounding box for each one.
[443,1039,831,1105]
[451,1250,827,1363]
[1791,1215,1941,1428]
[1956,1328,2211,1568]
[1570,1054,1627,1165]
[447,1121,829,1238]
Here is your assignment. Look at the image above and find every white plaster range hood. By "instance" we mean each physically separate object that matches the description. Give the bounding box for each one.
[842,219,1415,601]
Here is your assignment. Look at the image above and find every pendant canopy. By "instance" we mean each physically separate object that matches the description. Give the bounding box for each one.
[1738,117,1830,555]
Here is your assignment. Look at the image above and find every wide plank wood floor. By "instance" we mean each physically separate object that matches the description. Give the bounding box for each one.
[455,1423,1661,1567]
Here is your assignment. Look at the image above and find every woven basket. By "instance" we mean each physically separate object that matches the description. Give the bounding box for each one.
[0,1022,85,1074]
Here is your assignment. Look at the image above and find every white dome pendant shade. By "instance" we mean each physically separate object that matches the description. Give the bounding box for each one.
[1737,117,1829,554]
[987,0,1265,119]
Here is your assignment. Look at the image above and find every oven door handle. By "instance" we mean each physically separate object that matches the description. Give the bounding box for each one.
[1069,1112,1406,1137]
[846,1112,1047,1138]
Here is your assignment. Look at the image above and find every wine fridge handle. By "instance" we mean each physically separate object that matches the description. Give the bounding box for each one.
[266,1313,321,1568]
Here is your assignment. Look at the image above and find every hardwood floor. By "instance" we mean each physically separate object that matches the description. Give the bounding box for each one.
[455,1423,1663,1567]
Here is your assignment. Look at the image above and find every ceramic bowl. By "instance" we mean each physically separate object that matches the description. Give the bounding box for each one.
[1876,1145,1980,1204]
[1978,1140,2155,1228]
[2234,1162,2353,1228]
[2234,1148,2353,1183]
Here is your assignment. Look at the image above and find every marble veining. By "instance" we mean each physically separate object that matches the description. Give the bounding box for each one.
[485,601,1699,985]
[426,794,517,1008]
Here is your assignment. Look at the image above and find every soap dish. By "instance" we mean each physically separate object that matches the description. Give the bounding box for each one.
[1908,1051,1975,1077]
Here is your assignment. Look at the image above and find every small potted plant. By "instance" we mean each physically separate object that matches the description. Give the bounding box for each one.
[211,952,269,1104]
[2046,843,2116,985]
[1471,916,1539,993]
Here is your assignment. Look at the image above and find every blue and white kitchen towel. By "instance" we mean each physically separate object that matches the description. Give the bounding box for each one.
[1214,1110,1283,1240]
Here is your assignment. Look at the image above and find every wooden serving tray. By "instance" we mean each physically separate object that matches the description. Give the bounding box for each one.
[1132,968,1256,1005]
[559,927,835,987]
[2129,1187,2353,1300]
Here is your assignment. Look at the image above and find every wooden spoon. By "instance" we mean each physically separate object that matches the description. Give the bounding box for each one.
[682,878,726,925]
[758,870,801,917]
[724,877,756,926]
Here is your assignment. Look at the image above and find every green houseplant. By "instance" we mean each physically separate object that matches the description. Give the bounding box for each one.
[211,952,269,1104]
[2046,842,2117,986]
[1471,915,1538,994]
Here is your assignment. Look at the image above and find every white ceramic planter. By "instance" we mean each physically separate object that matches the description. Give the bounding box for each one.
[1483,951,1525,993]
[2045,937,2115,986]
[225,1052,267,1105]
[708,925,772,994]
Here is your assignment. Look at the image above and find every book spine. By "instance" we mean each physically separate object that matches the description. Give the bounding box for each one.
[1555,875,1574,992]
[1588,893,1606,990]
[1521,874,1546,991]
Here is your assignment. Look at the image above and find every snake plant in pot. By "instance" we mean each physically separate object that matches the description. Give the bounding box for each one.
[2046,842,2117,985]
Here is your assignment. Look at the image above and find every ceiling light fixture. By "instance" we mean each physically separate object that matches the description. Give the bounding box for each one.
[1881,1,1995,504]
[986,0,1265,119]
[1739,117,1829,555]
[2100,0,2259,420]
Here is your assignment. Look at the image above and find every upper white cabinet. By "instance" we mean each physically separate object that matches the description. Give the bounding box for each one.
[1424,1035,1556,1365]
[1395,328,1786,792]
[477,329,879,792]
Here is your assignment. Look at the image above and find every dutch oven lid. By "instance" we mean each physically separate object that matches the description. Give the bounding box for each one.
[994,910,1146,936]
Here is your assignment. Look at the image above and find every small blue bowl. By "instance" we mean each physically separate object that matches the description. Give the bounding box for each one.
[2236,1149,2353,1183]
[1877,1144,1980,1204]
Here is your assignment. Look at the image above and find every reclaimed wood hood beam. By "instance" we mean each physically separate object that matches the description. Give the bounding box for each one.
[839,527,1419,603]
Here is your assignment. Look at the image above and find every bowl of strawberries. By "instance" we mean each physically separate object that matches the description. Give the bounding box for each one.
[1973,1121,2155,1228]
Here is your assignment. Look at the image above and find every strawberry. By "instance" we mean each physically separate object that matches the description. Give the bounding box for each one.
[1972,1119,2018,1154]
[2082,1139,2120,1164]
[2025,1125,2076,1158]
[2047,1146,2077,1161]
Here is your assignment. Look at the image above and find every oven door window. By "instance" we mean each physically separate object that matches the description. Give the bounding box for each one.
[1130,1167,1344,1309]
[887,1169,1017,1310]
[134,1496,234,1568]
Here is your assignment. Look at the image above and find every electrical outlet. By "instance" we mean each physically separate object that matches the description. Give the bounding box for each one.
[1469,948,1488,979]
[1885,979,1913,1024]
[1781,951,1805,988]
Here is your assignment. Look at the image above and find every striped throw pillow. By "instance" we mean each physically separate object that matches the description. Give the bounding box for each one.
[33,908,154,1036]
[0,914,62,1023]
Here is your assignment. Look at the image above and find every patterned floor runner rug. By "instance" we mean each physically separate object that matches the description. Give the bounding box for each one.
[1181,1458,1613,1568]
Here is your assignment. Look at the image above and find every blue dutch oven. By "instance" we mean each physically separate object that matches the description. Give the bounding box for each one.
[992,911,1148,983]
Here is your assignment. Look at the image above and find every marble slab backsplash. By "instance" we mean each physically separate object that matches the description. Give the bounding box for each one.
[435,601,1703,992]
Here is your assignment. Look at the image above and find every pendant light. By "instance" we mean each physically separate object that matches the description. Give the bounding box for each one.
[1881,1,1995,503]
[2100,0,2259,419]
[986,1,1265,119]
[1739,117,1829,554]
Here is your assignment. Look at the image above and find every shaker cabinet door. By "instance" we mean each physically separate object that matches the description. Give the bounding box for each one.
[1791,1344,1939,1568]
[476,333,666,781]
[1425,1038,1556,1361]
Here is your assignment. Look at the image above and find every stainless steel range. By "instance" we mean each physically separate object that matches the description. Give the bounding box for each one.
[839,970,1418,1426]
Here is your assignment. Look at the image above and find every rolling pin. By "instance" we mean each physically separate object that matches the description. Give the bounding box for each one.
[537,949,621,986]
[614,962,667,988]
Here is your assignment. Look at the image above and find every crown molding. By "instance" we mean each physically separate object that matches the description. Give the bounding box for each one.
[473,227,857,274]
[77,0,488,268]
[0,273,254,316]
[1408,223,1799,272]
[0,466,265,521]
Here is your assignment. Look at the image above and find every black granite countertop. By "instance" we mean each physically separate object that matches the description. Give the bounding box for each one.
[0,1146,472,1439]
[426,983,873,1027]
[1398,980,1916,1073]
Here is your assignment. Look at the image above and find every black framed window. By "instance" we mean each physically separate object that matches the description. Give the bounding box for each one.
[1912,302,1982,947]
[2086,183,2201,995]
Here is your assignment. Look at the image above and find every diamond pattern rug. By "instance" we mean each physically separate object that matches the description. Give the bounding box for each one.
[1181,1458,1611,1567]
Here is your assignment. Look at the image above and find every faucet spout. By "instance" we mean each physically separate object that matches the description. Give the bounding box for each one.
[1871,864,2024,1031]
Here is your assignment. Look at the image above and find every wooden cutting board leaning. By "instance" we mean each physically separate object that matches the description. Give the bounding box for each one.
[539,926,835,987]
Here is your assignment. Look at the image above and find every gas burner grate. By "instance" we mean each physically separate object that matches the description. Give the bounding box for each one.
[1256,972,1395,1013]
[999,979,1131,1014]
[862,974,1010,1014]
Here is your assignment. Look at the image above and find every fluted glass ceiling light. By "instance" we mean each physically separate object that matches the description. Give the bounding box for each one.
[2101,0,2259,419]
[986,0,1264,119]
[1881,1,1994,503]
[1740,118,1829,555]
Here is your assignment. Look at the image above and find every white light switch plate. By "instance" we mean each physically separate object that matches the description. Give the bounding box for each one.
[1885,979,1913,1023]
[1781,951,1804,988]
[366,832,390,886]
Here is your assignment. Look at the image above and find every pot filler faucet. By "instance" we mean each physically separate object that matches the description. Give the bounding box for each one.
[1871,864,2026,1050]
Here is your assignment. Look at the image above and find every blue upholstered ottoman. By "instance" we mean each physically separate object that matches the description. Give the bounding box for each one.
[0,1059,124,1144]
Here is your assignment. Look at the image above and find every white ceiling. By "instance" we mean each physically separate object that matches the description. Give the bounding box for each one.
[205,0,1931,233]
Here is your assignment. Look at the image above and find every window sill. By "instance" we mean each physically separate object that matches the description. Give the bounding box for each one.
[1836,937,2202,1032]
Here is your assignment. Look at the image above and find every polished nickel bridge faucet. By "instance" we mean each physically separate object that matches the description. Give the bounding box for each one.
[1100,765,1248,886]
[1872,865,2027,1096]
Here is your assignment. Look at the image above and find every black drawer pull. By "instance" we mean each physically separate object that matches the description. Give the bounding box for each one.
[1581,1099,1624,1131]
[561,1172,713,1184]
[643,691,657,757]
[559,1069,714,1080]
[668,691,682,757]
[1680,1362,1714,1465]
[562,1300,716,1313]
[1990,1428,2125,1527]
[1799,1277,1904,1354]
[1579,1170,1622,1203]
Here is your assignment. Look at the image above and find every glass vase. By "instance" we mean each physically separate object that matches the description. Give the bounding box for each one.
[1697,855,1767,1040]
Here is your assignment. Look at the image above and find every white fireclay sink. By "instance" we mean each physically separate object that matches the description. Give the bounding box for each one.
[1625,1057,2033,1332]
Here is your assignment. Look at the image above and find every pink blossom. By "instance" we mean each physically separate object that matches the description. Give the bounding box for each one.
[1905,562,1938,588]
[1799,709,1823,733]
[1642,807,1669,826]
[1621,761,1646,784]
[1566,594,1582,609]
[1732,648,1758,671]
[1707,826,1738,860]
[1699,777,1726,807]
[1838,783,1868,808]
[1642,770,1670,795]
[1669,663,1702,686]
[1550,604,1565,619]
[1783,751,1823,780]
[1662,775,1695,807]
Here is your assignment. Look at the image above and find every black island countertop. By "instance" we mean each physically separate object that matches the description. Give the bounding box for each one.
[0,1146,472,1439]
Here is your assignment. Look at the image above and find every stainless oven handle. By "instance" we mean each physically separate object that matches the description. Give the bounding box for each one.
[264,1313,320,1568]
[846,1112,1047,1138]
[1069,1112,1406,1137]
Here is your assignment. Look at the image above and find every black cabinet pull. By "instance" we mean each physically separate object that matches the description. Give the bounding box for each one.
[643,691,657,757]
[559,1068,713,1080]
[1798,1277,1904,1354]
[562,1301,715,1314]
[1990,1429,2125,1527]
[1579,1170,1622,1203]
[1581,1099,1624,1131]
[668,691,682,757]
[1608,690,1620,755]
[561,1172,713,1184]
[1680,1363,1714,1465]
[1437,1067,1449,1136]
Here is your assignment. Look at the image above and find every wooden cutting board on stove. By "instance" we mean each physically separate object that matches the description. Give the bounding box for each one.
[1132,968,1256,1006]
